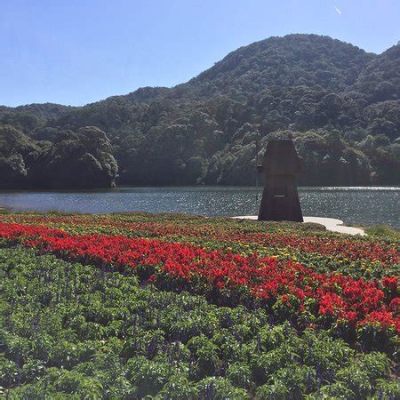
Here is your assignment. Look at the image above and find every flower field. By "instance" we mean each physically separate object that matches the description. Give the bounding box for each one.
[1,212,400,398]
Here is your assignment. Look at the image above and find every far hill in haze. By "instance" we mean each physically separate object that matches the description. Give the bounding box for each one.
[1,34,400,188]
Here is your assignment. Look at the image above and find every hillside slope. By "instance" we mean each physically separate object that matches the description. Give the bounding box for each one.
[1,34,399,188]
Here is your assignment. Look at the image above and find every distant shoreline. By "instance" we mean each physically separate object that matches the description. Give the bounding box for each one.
[0,187,399,229]
[0,185,399,193]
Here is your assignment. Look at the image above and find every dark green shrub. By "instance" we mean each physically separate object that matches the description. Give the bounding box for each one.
[126,356,171,397]
[196,377,248,400]
[375,379,400,400]
[268,365,317,399]
[316,382,357,399]
[335,366,372,398]
[156,375,199,399]
[226,362,252,389]
[187,335,220,379]
[251,347,299,385]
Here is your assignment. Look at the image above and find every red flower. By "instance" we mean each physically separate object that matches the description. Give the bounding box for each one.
[382,276,398,292]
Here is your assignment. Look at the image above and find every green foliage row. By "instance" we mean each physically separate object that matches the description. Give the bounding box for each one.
[366,225,400,241]
[1,247,399,399]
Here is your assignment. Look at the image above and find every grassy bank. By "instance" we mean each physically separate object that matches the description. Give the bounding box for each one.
[366,224,400,241]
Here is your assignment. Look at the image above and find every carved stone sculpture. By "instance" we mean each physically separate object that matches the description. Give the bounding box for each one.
[258,139,303,222]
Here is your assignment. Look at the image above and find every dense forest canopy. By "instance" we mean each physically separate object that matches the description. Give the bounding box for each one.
[1,34,400,188]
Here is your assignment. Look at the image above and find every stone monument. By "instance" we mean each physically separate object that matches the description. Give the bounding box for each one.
[258,139,303,222]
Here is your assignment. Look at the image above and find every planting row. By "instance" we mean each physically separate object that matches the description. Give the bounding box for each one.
[3,213,399,269]
[1,248,399,399]
[0,221,399,343]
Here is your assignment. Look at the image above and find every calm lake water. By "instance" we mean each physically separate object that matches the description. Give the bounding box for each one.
[0,186,399,228]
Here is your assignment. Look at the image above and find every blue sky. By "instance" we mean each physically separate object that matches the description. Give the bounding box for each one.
[1,0,399,107]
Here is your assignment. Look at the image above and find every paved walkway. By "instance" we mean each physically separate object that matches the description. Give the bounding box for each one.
[232,215,366,236]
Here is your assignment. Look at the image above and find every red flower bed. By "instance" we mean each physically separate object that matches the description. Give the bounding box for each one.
[0,221,399,334]
[4,214,399,266]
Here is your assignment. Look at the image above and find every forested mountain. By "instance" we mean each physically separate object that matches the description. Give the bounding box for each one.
[1,34,400,188]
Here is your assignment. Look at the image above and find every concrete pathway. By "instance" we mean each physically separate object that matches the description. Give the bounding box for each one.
[232,215,366,236]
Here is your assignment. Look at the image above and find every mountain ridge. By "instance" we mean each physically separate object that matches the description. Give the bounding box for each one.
[1,33,400,188]
[0,34,382,109]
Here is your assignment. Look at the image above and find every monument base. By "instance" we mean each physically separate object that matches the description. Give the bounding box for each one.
[258,175,303,222]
